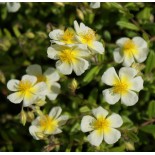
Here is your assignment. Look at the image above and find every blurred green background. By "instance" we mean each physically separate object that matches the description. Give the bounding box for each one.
[1,2,155,152]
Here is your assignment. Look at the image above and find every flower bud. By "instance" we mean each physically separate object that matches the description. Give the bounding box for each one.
[69,78,78,94]
[35,98,46,107]
[125,142,135,151]
[26,111,34,122]
[76,8,84,21]
[20,109,27,126]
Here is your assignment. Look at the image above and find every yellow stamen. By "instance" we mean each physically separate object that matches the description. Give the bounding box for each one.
[123,40,138,57]
[59,49,77,64]
[61,29,75,44]
[39,115,58,133]
[37,75,46,83]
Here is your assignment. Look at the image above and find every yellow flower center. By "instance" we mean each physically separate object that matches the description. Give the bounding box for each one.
[37,75,46,83]
[18,80,32,94]
[80,29,96,46]
[123,40,138,57]
[113,77,131,95]
[93,116,110,134]
[61,29,75,44]
[59,49,77,64]
[39,115,58,134]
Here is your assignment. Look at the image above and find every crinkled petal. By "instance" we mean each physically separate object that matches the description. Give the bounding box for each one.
[102,67,120,86]
[132,36,148,49]
[72,58,89,76]
[123,55,135,67]
[7,79,20,91]
[52,128,62,135]
[103,88,120,105]
[116,37,129,47]
[106,113,123,128]
[49,106,62,119]
[90,2,100,9]
[47,46,60,60]
[33,82,47,96]
[7,2,21,12]
[92,106,109,119]
[56,60,72,75]
[29,125,41,140]
[113,48,124,63]
[87,130,104,146]
[49,29,64,40]
[7,92,23,104]
[81,115,95,132]
[121,90,138,106]
[90,41,105,54]
[57,115,69,126]
[74,44,90,57]
[104,128,121,144]
[21,75,37,86]
[130,76,143,92]
[32,116,40,125]
[74,20,80,34]
[26,64,42,76]
[23,93,37,107]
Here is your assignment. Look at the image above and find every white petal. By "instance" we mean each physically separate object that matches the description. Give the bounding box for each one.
[74,20,80,34]
[53,128,62,135]
[107,113,123,128]
[134,48,149,63]
[92,106,109,119]
[87,130,103,146]
[7,79,20,91]
[32,116,40,125]
[116,37,129,47]
[72,58,89,76]
[132,36,147,49]
[49,29,64,40]
[90,41,105,54]
[119,67,137,80]
[74,44,90,57]
[7,2,21,12]
[21,75,37,86]
[56,60,72,75]
[57,115,69,126]
[104,128,121,144]
[113,48,124,63]
[49,106,62,119]
[47,45,60,60]
[50,40,65,45]
[130,76,143,92]
[81,115,95,132]
[121,90,138,106]
[101,67,120,86]
[47,82,60,100]
[26,64,42,76]
[29,125,41,140]
[44,67,60,83]
[90,2,100,9]
[123,55,135,67]
[33,82,47,96]
[7,92,23,104]
[23,93,37,107]
[103,88,120,105]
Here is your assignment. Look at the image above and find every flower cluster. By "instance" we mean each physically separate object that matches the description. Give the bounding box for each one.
[6,20,149,147]
[47,20,105,76]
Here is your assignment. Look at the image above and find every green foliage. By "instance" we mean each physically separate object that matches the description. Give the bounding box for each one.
[0,2,155,152]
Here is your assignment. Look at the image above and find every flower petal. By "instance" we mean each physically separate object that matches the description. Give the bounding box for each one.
[44,67,60,83]
[47,45,61,60]
[21,75,37,86]
[29,125,41,140]
[113,48,124,63]
[122,55,135,67]
[49,29,64,40]
[121,90,138,106]
[74,20,80,34]
[72,58,89,76]
[57,115,69,126]
[101,67,120,86]
[74,44,90,57]
[52,128,62,135]
[116,37,129,47]
[102,88,120,105]
[130,76,143,92]
[49,106,62,119]
[92,106,109,119]
[26,64,42,76]
[33,82,47,96]
[90,41,105,54]
[7,92,23,104]
[7,2,21,12]
[56,60,72,75]
[87,130,104,146]
[107,113,123,128]
[104,128,121,144]
[132,36,147,49]
[23,93,37,107]
[7,79,20,91]
[119,67,137,80]
[81,115,95,132]
[90,2,100,9]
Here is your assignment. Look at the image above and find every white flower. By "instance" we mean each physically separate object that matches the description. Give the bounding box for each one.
[90,2,100,9]
[7,75,47,107]
[47,44,90,76]
[74,20,104,54]
[26,64,60,101]
[102,67,143,106]
[114,36,149,67]
[49,28,77,45]
[81,106,123,146]
[6,2,21,13]
[29,106,68,140]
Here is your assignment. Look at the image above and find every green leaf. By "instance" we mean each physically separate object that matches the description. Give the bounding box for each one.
[137,7,152,21]
[145,50,155,73]
[127,131,139,142]
[147,100,155,118]
[140,125,155,136]
[117,21,140,31]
